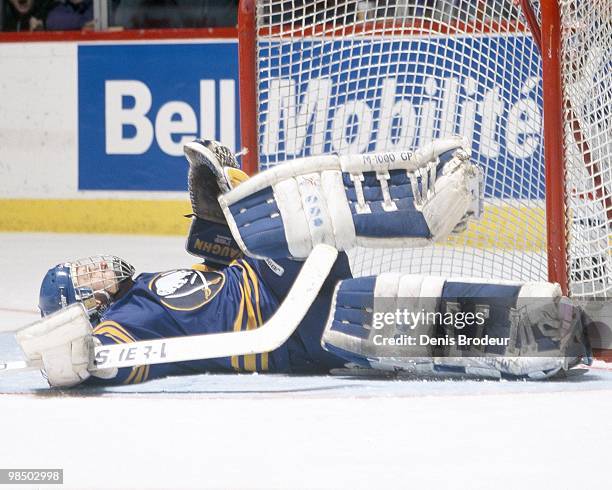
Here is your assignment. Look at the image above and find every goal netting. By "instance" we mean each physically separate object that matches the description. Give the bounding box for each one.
[559,1,611,298]
[238,0,611,299]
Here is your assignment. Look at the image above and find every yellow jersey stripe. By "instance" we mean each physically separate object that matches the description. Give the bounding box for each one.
[230,268,260,373]
[124,366,140,384]
[240,266,259,373]
[191,263,214,272]
[261,352,269,371]
[243,354,257,372]
[240,260,263,325]
[94,327,134,344]
[134,366,146,384]
[237,260,268,371]
[93,321,147,385]
[93,321,136,343]
[233,262,258,326]
[234,261,270,372]
[97,332,128,346]
[231,283,246,371]
[239,267,258,330]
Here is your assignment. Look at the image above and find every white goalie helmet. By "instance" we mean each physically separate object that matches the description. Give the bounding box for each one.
[39,255,135,322]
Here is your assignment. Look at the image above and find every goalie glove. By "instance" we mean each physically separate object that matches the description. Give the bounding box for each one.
[219,136,483,260]
[184,139,249,266]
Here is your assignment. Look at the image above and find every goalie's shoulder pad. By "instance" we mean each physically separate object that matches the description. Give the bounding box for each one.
[219,136,483,260]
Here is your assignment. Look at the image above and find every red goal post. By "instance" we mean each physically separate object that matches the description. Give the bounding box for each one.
[237,0,611,300]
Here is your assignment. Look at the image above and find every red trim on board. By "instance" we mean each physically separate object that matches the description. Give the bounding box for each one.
[0,27,237,43]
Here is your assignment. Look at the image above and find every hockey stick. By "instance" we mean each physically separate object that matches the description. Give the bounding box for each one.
[0,360,29,372]
[0,244,338,375]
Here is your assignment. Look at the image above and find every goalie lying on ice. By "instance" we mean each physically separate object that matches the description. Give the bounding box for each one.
[17,138,591,388]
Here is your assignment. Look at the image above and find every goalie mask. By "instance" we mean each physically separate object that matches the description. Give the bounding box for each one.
[39,255,135,323]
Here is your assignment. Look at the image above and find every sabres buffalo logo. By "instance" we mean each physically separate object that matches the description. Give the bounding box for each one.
[149,269,225,311]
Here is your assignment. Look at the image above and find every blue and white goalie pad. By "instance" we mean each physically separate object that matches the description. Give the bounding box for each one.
[321,274,592,380]
[218,137,483,260]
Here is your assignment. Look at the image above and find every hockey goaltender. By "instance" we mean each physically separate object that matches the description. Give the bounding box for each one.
[13,138,591,388]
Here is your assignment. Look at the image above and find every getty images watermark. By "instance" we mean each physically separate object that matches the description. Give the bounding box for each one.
[370,306,511,349]
[364,296,612,358]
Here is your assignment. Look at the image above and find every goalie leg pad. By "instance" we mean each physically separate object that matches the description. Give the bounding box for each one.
[224,186,293,259]
[322,273,444,364]
[321,275,591,379]
[220,136,483,260]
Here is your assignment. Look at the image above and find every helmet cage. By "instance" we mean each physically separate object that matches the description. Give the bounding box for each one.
[68,255,135,299]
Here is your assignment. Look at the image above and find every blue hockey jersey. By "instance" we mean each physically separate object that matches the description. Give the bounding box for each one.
[90,254,352,385]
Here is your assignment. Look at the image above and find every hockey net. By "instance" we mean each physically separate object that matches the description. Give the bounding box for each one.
[238,0,611,299]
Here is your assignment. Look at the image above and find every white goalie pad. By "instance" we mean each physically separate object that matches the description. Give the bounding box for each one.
[321,274,591,380]
[219,136,483,259]
[16,304,94,387]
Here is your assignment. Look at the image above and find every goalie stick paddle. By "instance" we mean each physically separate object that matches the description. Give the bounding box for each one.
[1,244,339,375]
[0,360,30,372]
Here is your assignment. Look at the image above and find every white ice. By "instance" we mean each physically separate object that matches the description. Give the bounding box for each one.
[1,233,611,490]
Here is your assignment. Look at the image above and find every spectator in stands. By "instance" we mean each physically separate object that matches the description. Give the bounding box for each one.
[1,0,53,31]
[112,0,184,29]
[189,0,237,28]
[110,0,238,29]
[45,0,93,30]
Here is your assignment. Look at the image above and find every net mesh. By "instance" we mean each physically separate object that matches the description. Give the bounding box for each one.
[559,0,612,297]
[247,0,611,297]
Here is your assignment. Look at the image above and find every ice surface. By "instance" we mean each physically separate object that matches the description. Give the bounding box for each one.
[1,233,611,489]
